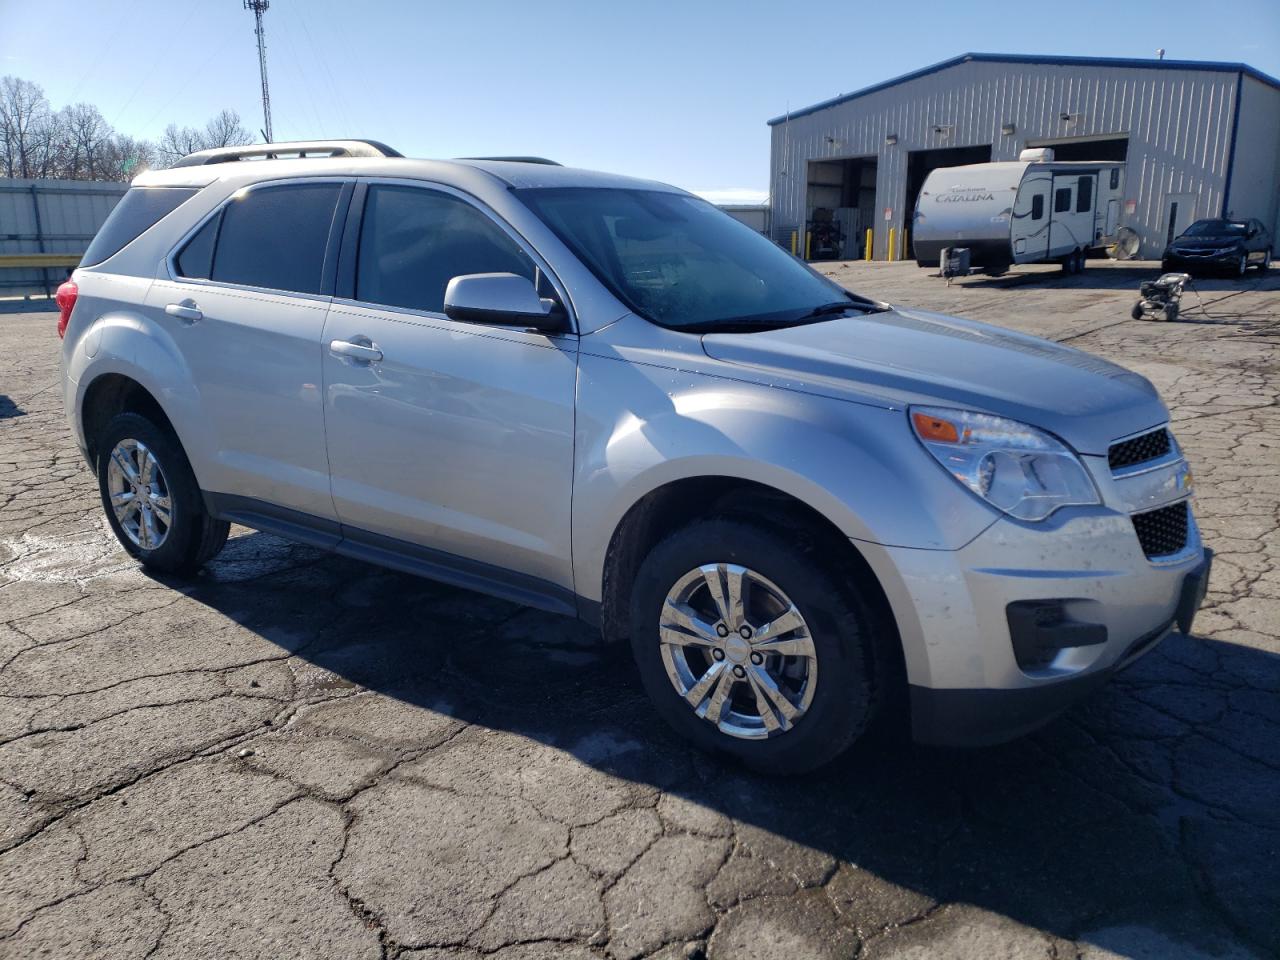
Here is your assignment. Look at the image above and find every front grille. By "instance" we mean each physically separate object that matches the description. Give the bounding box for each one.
[1132,501,1189,559]
[1109,428,1172,471]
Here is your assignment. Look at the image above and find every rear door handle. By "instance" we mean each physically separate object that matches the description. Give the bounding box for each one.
[165,300,202,323]
[329,338,383,363]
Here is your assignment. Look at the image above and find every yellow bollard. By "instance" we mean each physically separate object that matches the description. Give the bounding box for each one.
[888,227,896,263]
[865,228,872,261]
[805,231,812,261]
[791,230,798,255]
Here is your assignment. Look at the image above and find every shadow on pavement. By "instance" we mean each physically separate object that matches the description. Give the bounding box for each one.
[0,396,24,420]
[171,529,1278,958]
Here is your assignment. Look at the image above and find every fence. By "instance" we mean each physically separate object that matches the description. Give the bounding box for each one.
[0,178,128,297]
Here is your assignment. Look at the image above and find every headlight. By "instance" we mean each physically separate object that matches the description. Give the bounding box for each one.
[910,406,1099,521]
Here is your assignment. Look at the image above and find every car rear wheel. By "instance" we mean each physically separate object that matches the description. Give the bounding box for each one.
[629,518,887,773]
[97,412,229,577]
[1260,252,1271,272]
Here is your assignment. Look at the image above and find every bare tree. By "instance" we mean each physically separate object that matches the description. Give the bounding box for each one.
[59,103,113,179]
[203,109,251,149]
[1,75,247,180]
[98,135,156,182]
[0,76,52,178]
[156,109,251,167]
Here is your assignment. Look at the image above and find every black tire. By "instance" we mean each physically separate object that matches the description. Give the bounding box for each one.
[96,412,229,577]
[1163,302,1180,323]
[1074,250,1087,273]
[628,517,889,774]
[1236,254,1248,277]
[1131,303,1146,320]
[1259,252,1271,272]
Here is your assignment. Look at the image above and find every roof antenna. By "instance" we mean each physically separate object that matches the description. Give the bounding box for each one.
[1156,48,1165,60]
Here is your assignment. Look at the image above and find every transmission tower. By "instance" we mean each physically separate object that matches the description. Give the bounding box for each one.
[244,0,273,141]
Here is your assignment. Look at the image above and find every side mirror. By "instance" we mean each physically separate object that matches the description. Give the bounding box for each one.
[443,273,567,333]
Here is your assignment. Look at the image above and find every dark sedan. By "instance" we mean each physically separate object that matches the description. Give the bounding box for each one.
[1162,218,1273,276]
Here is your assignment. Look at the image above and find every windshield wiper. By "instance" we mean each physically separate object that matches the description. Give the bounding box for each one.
[673,298,889,334]
[792,299,886,321]
[808,301,859,316]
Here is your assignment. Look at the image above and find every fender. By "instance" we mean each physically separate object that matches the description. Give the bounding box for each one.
[571,350,998,603]
[66,281,211,486]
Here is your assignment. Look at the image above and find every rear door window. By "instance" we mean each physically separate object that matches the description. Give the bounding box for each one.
[82,187,199,266]
[354,184,534,314]
[210,182,342,294]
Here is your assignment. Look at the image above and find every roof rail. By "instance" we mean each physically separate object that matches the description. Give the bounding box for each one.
[457,156,562,166]
[172,139,403,168]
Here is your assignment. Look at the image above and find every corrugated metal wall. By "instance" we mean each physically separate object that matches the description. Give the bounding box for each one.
[0,178,127,294]
[770,60,1244,259]
[1225,76,1280,241]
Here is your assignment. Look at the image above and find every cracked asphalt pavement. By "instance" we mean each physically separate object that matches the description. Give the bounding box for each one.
[0,261,1277,960]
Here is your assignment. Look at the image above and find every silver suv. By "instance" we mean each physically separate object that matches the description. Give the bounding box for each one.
[58,140,1211,772]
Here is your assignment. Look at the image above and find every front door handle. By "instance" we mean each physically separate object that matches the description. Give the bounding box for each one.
[329,338,383,363]
[165,300,202,323]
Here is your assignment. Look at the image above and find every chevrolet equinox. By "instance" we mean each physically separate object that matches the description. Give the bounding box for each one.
[58,140,1211,772]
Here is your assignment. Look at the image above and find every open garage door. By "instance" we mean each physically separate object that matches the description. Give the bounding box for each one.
[906,144,992,258]
[805,157,877,259]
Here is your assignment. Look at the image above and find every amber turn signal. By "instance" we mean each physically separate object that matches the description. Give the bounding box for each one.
[912,411,961,443]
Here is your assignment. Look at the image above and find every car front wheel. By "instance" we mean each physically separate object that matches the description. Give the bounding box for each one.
[1236,254,1248,277]
[629,517,888,773]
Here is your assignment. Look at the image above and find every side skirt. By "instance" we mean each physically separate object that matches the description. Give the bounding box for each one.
[204,492,579,618]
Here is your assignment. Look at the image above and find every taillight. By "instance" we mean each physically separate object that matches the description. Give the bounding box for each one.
[55,279,78,339]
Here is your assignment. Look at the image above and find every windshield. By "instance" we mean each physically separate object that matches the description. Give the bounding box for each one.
[1183,219,1247,237]
[516,187,881,331]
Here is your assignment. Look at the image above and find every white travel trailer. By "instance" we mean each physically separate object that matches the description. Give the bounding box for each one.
[913,149,1125,274]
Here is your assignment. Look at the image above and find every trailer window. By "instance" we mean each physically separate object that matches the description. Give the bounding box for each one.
[1031,195,1045,220]
[1110,169,1120,190]
[1054,188,1071,213]
[1076,177,1093,213]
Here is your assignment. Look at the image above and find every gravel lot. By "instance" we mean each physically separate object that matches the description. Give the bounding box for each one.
[1,261,1277,960]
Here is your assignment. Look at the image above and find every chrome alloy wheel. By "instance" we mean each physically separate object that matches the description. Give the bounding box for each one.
[659,563,817,740]
[106,439,173,550]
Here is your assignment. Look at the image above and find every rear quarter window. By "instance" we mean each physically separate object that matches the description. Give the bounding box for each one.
[81,187,200,267]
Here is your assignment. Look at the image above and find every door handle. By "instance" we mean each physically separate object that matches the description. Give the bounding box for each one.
[329,338,383,363]
[165,300,203,323]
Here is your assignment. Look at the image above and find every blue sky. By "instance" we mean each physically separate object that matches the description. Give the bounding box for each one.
[2,0,1276,202]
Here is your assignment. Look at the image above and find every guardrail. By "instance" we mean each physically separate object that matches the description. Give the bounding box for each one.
[0,253,83,270]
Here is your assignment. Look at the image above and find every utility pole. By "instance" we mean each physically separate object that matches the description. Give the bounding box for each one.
[244,0,273,142]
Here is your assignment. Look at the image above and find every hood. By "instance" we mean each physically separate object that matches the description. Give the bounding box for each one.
[700,307,1167,455]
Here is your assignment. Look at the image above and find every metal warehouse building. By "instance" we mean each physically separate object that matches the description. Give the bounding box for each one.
[768,53,1280,261]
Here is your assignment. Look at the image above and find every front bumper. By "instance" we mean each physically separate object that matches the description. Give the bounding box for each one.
[908,549,1212,745]
[1162,250,1240,272]
[856,475,1209,747]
